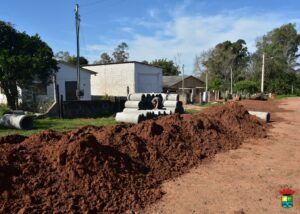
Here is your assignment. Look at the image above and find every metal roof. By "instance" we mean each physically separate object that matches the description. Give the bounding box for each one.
[83,61,161,69]
[163,75,190,87]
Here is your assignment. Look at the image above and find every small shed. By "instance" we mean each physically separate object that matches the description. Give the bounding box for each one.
[163,75,205,103]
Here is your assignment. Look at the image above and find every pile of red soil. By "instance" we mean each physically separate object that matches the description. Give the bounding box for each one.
[0,103,266,213]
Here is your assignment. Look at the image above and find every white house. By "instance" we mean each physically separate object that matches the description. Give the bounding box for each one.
[0,61,96,107]
[83,61,163,97]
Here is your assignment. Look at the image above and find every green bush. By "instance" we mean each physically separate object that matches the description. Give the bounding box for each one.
[0,104,9,116]
[100,94,111,100]
[234,80,258,94]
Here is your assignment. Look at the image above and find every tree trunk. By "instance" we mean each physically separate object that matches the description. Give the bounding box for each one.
[1,81,19,110]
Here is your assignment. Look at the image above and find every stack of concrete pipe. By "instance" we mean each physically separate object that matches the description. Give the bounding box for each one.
[115,93,184,124]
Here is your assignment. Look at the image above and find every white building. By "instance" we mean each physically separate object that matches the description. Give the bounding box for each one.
[83,61,163,97]
[0,61,96,107]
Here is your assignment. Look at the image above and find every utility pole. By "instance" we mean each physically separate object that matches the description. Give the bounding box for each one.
[261,52,265,93]
[75,4,81,100]
[205,69,208,92]
[181,64,185,93]
[230,66,233,94]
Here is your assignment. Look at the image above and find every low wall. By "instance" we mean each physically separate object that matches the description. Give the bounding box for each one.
[61,100,125,118]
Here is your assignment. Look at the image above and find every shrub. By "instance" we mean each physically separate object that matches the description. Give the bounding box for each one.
[234,80,258,94]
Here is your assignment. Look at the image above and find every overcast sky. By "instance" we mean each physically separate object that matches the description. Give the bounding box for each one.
[1,0,300,74]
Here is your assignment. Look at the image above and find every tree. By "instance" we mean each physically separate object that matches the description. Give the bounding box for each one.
[234,80,258,94]
[193,50,211,78]
[202,39,250,90]
[150,59,180,76]
[55,51,88,65]
[55,51,71,61]
[112,42,129,62]
[95,52,114,64]
[0,21,58,109]
[141,60,149,64]
[67,56,89,65]
[209,79,222,91]
[253,23,300,93]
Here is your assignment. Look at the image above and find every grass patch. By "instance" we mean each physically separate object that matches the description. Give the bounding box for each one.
[275,94,299,100]
[184,109,201,114]
[0,105,9,116]
[0,116,117,137]
[197,102,223,107]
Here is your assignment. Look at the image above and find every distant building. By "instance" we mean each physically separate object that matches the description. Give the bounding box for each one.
[0,61,96,110]
[83,61,163,98]
[163,75,205,103]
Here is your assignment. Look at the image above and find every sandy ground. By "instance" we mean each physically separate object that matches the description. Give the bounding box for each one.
[145,98,300,214]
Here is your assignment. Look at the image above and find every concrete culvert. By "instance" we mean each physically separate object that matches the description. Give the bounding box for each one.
[127,93,146,101]
[248,111,271,123]
[166,94,179,101]
[0,114,33,130]
[115,112,144,124]
[163,101,181,108]
[125,101,144,109]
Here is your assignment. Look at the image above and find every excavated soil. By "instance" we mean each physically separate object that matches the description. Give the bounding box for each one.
[0,103,266,213]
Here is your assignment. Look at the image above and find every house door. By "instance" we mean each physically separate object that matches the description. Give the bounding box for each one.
[65,81,77,101]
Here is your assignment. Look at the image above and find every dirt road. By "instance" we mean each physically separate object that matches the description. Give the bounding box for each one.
[145,98,300,214]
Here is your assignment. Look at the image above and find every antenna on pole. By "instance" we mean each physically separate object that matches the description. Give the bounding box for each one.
[75,3,83,99]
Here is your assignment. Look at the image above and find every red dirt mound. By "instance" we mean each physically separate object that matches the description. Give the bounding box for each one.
[0,135,27,145]
[0,103,266,213]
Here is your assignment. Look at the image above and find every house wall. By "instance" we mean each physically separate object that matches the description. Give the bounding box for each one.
[134,63,162,93]
[0,87,23,105]
[84,63,162,97]
[0,92,6,104]
[0,62,93,110]
[55,63,92,101]
[85,63,135,97]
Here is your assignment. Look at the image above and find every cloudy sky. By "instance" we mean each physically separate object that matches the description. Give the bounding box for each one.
[1,0,300,74]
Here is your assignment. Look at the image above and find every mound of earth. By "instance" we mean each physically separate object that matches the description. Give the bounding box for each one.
[0,103,266,213]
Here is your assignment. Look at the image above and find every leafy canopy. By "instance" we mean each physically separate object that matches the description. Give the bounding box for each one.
[0,20,57,109]
[252,23,300,93]
[150,59,180,76]
[55,51,88,65]
[95,42,129,64]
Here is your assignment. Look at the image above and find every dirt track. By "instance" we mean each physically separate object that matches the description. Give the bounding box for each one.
[145,98,300,213]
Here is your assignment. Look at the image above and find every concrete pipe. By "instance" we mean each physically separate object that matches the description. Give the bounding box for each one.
[0,114,33,130]
[160,93,167,101]
[124,101,144,109]
[163,100,181,108]
[137,110,151,117]
[153,110,169,115]
[165,108,176,114]
[153,110,163,116]
[248,111,270,123]
[164,110,172,115]
[166,94,179,101]
[115,112,144,124]
[127,93,146,101]
[123,108,139,113]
